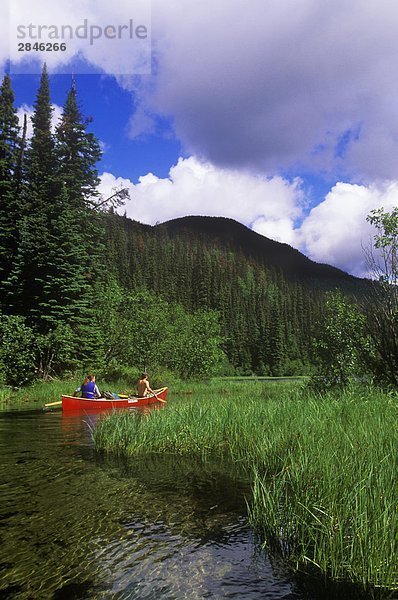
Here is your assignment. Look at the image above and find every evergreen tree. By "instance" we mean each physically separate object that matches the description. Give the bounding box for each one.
[14,112,27,194]
[25,64,59,198]
[55,78,105,283]
[55,78,102,208]
[0,74,21,301]
[52,78,105,365]
[103,214,333,375]
[5,64,61,320]
[6,67,105,374]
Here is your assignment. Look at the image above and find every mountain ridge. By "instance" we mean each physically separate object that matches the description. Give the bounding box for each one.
[156,215,361,285]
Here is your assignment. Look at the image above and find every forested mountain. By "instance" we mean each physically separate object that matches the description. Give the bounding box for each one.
[161,216,358,285]
[0,68,373,383]
[104,212,367,375]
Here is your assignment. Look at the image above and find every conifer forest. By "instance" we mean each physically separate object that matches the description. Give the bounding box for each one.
[0,66,396,387]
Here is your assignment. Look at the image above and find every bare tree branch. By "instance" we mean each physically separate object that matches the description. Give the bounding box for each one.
[90,185,130,212]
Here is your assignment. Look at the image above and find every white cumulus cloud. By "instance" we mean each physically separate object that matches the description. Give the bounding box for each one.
[298,182,398,277]
[5,1,398,181]
[123,0,398,181]
[98,156,305,233]
[16,103,63,138]
[99,157,398,278]
[4,1,398,180]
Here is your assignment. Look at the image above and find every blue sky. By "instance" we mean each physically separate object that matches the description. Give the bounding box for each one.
[3,0,398,277]
[12,73,183,181]
[11,72,332,211]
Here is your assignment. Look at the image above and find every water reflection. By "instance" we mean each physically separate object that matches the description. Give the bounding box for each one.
[0,409,303,599]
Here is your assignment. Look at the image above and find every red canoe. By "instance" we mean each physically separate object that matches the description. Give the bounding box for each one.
[61,387,168,411]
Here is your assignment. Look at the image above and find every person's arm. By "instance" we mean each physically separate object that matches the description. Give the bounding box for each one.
[94,384,101,398]
[146,381,158,398]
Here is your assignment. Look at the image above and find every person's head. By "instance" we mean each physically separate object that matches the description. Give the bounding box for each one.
[141,372,148,380]
[83,373,95,385]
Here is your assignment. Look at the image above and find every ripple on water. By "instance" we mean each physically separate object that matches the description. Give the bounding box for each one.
[0,410,303,599]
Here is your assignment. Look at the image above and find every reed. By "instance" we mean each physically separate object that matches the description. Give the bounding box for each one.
[0,378,78,410]
[93,382,397,592]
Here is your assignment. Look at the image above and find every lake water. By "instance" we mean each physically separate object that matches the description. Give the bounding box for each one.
[0,408,307,599]
[1,406,379,600]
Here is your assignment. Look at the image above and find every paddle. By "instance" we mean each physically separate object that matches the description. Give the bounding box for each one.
[44,401,62,407]
[134,390,166,403]
[153,388,166,403]
[111,392,164,401]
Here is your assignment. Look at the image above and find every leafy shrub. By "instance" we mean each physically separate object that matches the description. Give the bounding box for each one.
[310,291,371,391]
[35,323,77,379]
[0,315,36,386]
[97,289,226,380]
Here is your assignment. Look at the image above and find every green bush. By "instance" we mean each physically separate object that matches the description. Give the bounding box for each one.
[99,361,140,386]
[35,323,77,379]
[310,291,371,391]
[0,315,36,386]
[97,289,226,380]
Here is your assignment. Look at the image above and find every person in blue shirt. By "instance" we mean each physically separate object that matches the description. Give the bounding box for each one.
[80,374,101,399]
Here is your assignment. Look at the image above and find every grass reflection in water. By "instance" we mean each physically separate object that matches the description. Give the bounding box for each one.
[0,409,299,599]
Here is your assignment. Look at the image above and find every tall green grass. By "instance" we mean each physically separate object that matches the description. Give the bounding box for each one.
[0,378,79,410]
[93,382,397,592]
